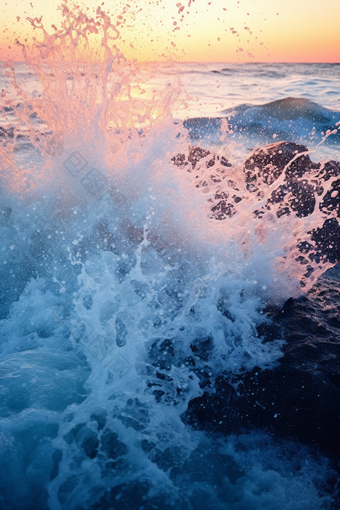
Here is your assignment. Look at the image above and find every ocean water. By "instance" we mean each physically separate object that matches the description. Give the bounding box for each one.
[1,52,340,510]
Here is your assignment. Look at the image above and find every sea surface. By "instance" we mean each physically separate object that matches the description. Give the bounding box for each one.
[0,61,340,510]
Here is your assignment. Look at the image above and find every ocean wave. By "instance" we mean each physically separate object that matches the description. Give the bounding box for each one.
[1,47,340,508]
[183,97,340,151]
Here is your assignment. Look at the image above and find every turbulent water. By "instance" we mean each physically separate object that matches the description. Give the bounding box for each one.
[1,23,340,510]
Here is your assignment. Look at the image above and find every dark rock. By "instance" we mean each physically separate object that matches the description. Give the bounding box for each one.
[244,141,320,193]
[246,142,340,268]
[210,192,236,220]
[319,160,340,181]
[186,356,340,455]
[171,146,236,220]
[172,141,340,264]
[188,146,210,168]
[320,179,340,216]
[171,146,232,171]
[0,126,15,138]
[185,280,340,459]
[310,218,340,264]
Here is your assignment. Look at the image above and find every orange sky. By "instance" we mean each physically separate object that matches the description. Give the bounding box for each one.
[0,0,339,62]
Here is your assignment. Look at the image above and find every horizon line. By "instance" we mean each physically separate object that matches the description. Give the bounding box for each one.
[2,60,340,65]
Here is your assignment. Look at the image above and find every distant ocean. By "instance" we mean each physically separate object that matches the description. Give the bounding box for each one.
[0,61,340,510]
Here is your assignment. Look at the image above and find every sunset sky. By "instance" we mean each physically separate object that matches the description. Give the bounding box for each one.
[1,0,339,62]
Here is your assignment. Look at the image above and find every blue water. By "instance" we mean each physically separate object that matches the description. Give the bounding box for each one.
[0,62,340,510]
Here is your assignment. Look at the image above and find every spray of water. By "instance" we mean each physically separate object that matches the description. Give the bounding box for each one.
[0,2,339,509]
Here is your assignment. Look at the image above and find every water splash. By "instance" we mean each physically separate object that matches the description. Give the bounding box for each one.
[0,3,339,509]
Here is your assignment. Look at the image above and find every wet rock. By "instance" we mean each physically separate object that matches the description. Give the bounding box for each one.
[171,146,237,220]
[244,142,323,220]
[172,141,340,263]
[171,145,232,172]
[186,355,340,456]
[210,191,236,220]
[0,126,15,138]
[319,160,340,181]
[185,280,340,459]
[309,218,340,264]
[243,142,340,270]
[244,141,317,190]
[320,178,340,216]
